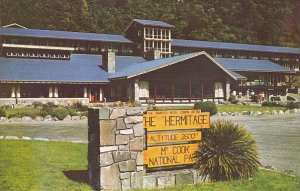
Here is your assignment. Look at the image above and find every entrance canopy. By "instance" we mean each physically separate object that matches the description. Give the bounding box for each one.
[109,52,246,80]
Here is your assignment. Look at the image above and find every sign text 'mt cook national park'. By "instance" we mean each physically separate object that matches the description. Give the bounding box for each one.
[143,110,210,168]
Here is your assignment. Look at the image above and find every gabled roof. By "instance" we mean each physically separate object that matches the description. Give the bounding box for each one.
[124,19,175,34]
[109,52,244,80]
[133,19,175,28]
[0,54,145,83]
[215,58,295,73]
[0,27,133,44]
[2,23,27,29]
[172,39,300,55]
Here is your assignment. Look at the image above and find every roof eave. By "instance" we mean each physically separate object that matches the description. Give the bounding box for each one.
[230,69,295,73]
[0,30,133,44]
[110,51,241,81]
[0,80,110,84]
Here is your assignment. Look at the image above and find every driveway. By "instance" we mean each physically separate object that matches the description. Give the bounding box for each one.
[0,120,88,143]
[213,113,300,176]
[0,113,299,175]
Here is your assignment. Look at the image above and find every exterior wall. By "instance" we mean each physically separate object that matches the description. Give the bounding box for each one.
[0,84,110,103]
[124,21,172,57]
[0,97,89,107]
[124,22,145,56]
[88,107,206,191]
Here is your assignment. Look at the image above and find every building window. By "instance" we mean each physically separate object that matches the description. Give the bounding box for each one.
[145,28,153,38]
[154,28,160,39]
[145,40,153,51]
[18,52,28,57]
[161,29,169,40]
[166,30,170,39]
[6,52,17,57]
[162,41,169,52]
[41,53,49,58]
[50,54,60,59]
[154,41,161,50]
[29,53,39,58]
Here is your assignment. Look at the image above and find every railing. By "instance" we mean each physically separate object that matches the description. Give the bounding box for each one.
[239,82,287,87]
[139,97,224,104]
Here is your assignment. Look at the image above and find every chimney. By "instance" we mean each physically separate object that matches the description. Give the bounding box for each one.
[102,51,116,73]
[145,49,161,60]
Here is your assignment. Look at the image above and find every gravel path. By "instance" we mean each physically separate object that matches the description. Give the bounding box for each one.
[0,113,299,175]
[212,113,300,176]
[0,120,88,143]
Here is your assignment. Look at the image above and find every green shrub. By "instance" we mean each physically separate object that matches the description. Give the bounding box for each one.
[68,108,77,116]
[81,105,89,111]
[285,102,300,110]
[72,102,88,111]
[250,95,258,102]
[80,111,88,117]
[0,105,10,109]
[41,102,56,110]
[261,101,284,107]
[7,111,37,118]
[195,120,260,182]
[46,102,56,108]
[0,109,6,117]
[194,101,217,115]
[7,113,22,118]
[126,101,142,107]
[50,107,69,120]
[37,110,48,118]
[228,95,238,104]
[32,101,43,108]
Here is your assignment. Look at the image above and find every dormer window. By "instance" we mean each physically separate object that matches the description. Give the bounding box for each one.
[41,53,49,58]
[50,54,60,59]
[7,52,17,57]
[18,52,28,57]
[29,53,39,58]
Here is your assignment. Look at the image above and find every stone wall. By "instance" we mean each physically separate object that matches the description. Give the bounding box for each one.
[88,107,205,191]
[0,98,89,107]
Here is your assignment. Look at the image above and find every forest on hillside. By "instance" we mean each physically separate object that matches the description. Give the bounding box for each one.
[1,0,300,47]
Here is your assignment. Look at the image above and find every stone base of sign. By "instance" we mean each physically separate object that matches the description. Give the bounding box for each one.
[88,107,206,191]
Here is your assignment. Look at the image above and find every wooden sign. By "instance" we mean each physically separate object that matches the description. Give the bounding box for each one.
[147,131,201,144]
[143,110,210,131]
[144,143,199,168]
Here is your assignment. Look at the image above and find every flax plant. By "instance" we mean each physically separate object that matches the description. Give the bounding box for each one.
[195,120,261,182]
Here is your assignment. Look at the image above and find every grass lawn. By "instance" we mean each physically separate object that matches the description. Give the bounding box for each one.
[1,140,299,191]
[0,140,91,191]
[217,105,286,113]
[140,170,300,191]
[155,105,286,113]
[3,108,41,118]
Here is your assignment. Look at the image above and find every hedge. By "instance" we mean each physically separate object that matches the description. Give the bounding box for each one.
[194,101,217,115]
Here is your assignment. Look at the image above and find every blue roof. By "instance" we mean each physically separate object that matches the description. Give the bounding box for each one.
[0,54,145,83]
[215,58,294,73]
[110,52,243,80]
[224,69,246,80]
[133,19,175,28]
[115,56,146,72]
[172,39,300,55]
[0,27,133,43]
